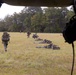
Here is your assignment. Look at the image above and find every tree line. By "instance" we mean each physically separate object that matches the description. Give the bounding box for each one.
[0,7,74,33]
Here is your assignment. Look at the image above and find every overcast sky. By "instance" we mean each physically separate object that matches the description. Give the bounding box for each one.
[0,3,25,19]
[0,3,72,19]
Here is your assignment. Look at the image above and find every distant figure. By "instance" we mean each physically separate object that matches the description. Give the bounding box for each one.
[2,32,10,52]
[27,31,31,38]
[20,30,21,33]
[32,33,39,39]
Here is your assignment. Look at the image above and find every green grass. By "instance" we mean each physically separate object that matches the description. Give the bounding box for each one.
[0,32,76,75]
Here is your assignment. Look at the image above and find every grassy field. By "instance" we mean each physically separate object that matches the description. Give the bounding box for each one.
[0,32,76,75]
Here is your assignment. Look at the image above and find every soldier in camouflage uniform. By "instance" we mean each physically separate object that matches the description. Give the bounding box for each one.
[2,32,10,52]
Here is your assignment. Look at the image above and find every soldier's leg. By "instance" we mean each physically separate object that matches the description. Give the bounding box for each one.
[4,42,8,52]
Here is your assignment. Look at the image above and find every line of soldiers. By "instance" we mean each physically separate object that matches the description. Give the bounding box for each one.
[1,31,60,52]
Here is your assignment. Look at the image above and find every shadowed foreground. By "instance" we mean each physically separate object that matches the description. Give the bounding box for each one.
[0,32,76,75]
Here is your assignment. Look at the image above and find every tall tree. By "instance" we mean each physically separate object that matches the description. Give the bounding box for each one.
[23,6,43,32]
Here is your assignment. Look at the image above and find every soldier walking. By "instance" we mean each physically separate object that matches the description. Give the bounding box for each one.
[2,32,10,52]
